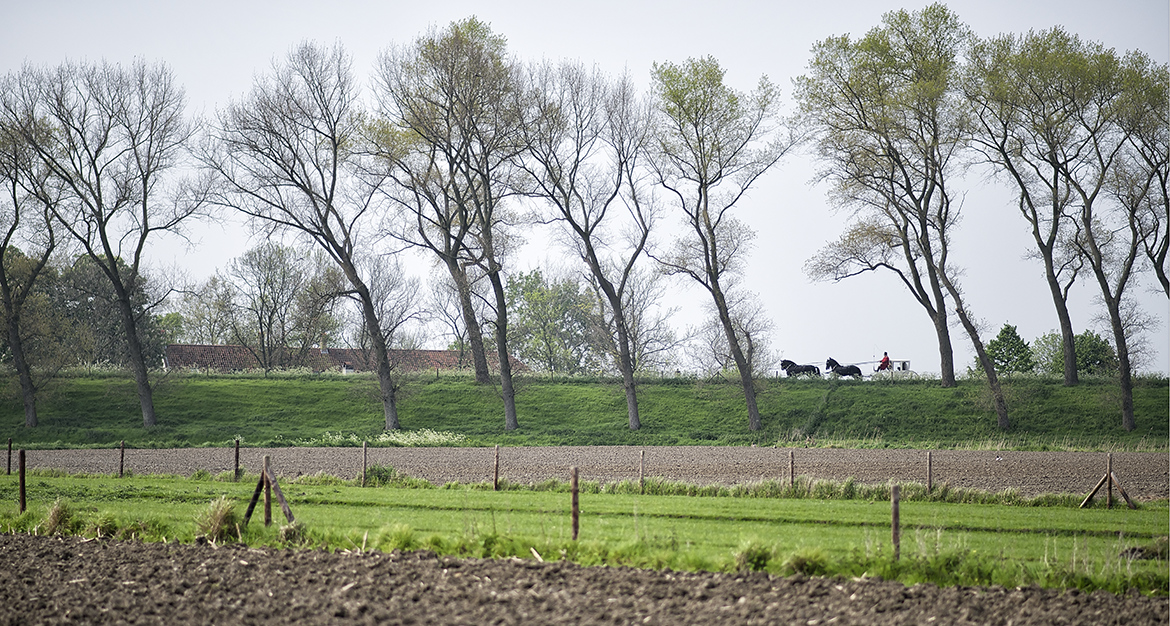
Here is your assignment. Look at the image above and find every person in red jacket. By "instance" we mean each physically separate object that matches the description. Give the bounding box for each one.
[876,352,891,372]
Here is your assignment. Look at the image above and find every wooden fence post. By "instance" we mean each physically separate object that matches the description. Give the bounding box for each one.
[362,441,368,487]
[263,455,272,527]
[927,451,932,494]
[494,445,500,491]
[1107,453,1113,509]
[18,449,25,514]
[639,449,645,495]
[7,438,11,475]
[234,439,240,481]
[789,449,795,487]
[891,484,900,561]
[119,440,125,478]
[570,466,579,541]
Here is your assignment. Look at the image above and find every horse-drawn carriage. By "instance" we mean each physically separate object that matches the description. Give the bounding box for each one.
[779,357,916,379]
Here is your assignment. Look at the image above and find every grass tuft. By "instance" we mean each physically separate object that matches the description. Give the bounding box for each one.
[195,496,238,543]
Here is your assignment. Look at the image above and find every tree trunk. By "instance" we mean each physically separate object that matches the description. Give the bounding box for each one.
[713,287,761,431]
[596,275,641,431]
[611,307,641,431]
[1039,253,1080,386]
[347,269,400,430]
[931,310,957,388]
[1105,299,1136,432]
[7,315,37,428]
[487,269,518,431]
[448,260,492,384]
[115,295,157,428]
[949,297,1010,430]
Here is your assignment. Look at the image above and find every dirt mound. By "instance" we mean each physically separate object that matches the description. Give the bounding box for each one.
[1,534,1165,625]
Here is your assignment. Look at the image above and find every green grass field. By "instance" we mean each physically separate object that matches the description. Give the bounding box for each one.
[1,471,1165,594]
[2,371,1166,450]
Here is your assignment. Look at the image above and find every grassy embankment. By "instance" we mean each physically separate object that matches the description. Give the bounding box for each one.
[1,371,1166,450]
[0,470,1165,594]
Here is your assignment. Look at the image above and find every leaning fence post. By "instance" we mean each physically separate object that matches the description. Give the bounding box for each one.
[891,484,901,561]
[263,455,272,527]
[119,440,125,478]
[570,466,579,541]
[18,449,26,514]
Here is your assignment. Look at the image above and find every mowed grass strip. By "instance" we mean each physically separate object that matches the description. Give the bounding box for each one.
[1,474,1164,591]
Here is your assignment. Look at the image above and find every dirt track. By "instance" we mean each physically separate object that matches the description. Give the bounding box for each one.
[19,445,1170,499]
[1,534,1166,625]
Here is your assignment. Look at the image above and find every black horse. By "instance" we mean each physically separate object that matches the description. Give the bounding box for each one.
[825,358,863,379]
[780,359,821,377]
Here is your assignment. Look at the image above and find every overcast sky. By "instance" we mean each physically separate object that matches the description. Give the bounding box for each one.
[4,0,1168,376]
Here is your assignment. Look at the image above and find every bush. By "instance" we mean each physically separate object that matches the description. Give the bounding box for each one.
[734,541,773,572]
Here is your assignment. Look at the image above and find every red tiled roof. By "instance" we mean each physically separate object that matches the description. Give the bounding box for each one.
[164,344,523,373]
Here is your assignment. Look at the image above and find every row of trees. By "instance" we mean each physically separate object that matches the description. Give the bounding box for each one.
[796,4,1166,431]
[1,8,1164,434]
[0,18,789,432]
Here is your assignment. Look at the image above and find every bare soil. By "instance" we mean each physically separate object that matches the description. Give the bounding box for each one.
[1,534,1166,625]
[4,447,1167,624]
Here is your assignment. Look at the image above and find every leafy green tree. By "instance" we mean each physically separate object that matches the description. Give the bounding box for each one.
[797,4,969,390]
[797,4,1009,429]
[1073,330,1119,376]
[649,55,793,432]
[965,28,1101,387]
[505,269,603,375]
[373,18,525,431]
[1033,329,1118,376]
[985,324,1035,374]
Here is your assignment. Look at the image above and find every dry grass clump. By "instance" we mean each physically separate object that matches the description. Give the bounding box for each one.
[195,496,239,543]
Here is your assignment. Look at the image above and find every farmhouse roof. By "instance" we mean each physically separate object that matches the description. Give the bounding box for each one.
[164,344,524,373]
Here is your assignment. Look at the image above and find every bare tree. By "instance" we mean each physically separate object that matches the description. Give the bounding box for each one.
[515,61,656,429]
[373,18,526,430]
[0,101,58,427]
[200,41,406,429]
[177,275,234,345]
[342,253,424,399]
[685,292,776,379]
[588,266,680,376]
[225,242,304,373]
[648,55,793,431]
[2,59,199,427]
